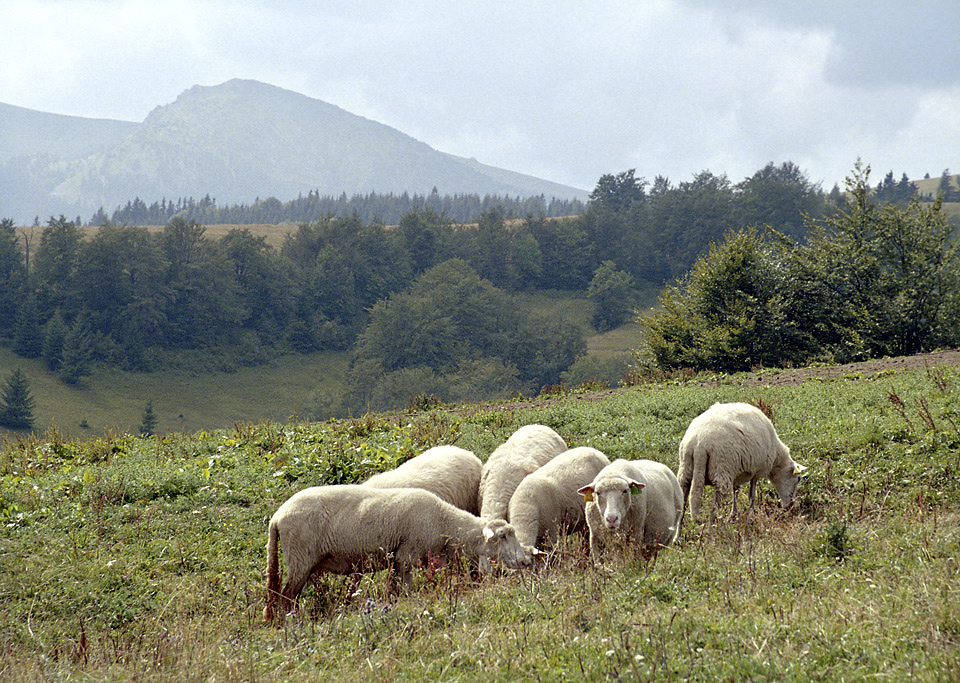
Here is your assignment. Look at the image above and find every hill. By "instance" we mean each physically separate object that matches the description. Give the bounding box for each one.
[0,79,587,223]
[0,352,958,680]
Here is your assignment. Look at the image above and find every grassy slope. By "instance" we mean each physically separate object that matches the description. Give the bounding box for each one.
[0,346,348,437]
[0,292,609,438]
[0,358,958,680]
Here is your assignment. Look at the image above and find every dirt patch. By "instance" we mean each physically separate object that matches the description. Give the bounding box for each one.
[734,348,960,387]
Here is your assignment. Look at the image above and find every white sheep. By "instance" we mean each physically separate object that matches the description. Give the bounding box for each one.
[264,484,528,622]
[478,424,568,521]
[577,458,683,558]
[677,401,807,524]
[503,446,611,566]
[363,445,482,515]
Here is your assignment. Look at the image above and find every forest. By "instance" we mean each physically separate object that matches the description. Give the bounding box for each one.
[1,161,958,421]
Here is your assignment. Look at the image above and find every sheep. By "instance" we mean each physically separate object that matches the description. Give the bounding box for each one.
[677,401,807,525]
[363,445,483,515]
[264,484,528,622]
[478,424,568,522]
[577,458,683,558]
[502,446,611,566]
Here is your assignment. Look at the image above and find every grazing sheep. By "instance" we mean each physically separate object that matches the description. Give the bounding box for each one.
[363,445,483,515]
[677,401,807,524]
[478,424,568,521]
[503,446,611,566]
[577,459,683,558]
[264,485,528,622]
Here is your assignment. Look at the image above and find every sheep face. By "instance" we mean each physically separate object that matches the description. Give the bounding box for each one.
[479,520,529,571]
[770,461,807,508]
[578,478,645,530]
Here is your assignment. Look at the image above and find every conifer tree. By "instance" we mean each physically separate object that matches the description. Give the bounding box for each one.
[0,369,36,430]
[139,400,157,436]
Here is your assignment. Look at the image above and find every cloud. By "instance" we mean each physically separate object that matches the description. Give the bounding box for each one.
[1,0,958,193]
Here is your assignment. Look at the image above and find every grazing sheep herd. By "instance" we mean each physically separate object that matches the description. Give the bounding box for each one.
[264,403,807,622]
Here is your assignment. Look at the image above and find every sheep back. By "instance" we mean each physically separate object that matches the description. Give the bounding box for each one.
[478,424,568,521]
[507,446,611,550]
[363,445,482,515]
[263,485,526,622]
[678,402,804,521]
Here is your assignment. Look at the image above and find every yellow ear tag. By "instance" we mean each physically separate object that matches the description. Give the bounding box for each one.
[583,491,594,502]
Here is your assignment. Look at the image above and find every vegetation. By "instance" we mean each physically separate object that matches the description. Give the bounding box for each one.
[0,356,958,680]
[638,163,960,372]
[96,188,586,228]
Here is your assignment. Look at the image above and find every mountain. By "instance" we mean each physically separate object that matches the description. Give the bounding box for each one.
[0,79,587,223]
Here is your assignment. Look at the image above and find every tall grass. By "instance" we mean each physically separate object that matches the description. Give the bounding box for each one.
[0,360,958,680]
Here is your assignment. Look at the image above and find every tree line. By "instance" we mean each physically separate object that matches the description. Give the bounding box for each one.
[637,162,960,373]
[87,189,585,228]
[2,160,956,422]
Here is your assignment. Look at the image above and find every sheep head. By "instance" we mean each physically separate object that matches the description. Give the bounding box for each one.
[579,477,645,530]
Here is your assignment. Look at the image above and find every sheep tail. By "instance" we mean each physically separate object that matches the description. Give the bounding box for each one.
[264,520,281,622]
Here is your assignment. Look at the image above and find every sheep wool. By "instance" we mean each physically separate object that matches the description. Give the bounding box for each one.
[677,401,807,524]
[363,445,483,515]
[264,485,528,623]
[478,424,568,521]
[578,458,683,558]
[504,446,611,566]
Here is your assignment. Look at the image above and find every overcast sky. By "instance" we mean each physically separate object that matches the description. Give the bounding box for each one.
[2,0,958,192]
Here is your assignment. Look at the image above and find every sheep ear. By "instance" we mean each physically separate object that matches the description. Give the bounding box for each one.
[793,463,808,475]
[483,527,495,542]
[577,485,595,502]
[629,481,645,495]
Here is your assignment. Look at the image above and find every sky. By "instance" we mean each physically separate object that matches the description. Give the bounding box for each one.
[2,0,958,193]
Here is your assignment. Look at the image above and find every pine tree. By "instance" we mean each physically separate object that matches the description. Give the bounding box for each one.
[12,292,43,359]
[42,310,67,371]
[139,400,157,436]
[59,311,93,385]
[0,369,36,430]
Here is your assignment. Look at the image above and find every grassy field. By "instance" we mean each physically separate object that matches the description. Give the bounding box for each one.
[0,346,349,438]
[0,292,628,438]
[0,355,958,680]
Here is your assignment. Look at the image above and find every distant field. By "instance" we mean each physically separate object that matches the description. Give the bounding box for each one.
[0,347,349,438]
[0,291,647,437]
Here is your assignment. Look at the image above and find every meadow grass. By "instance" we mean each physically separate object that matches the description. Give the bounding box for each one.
[0,347,349,437]
[0,360,958,680]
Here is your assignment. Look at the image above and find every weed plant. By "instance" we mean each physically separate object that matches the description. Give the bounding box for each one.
[0,363,958,680]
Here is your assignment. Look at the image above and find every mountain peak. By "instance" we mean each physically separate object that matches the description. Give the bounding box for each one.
[0,80,587,222]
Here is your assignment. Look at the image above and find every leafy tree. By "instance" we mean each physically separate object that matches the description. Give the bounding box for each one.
[589,169,647,213]
[0,369,36,430]
[639,227,783,371]
[510,226,543,290]
[473,207,514,288]
[160,218,245,348]
[736,161,823,240]
[587,261,635,332]
[33,216,83,318]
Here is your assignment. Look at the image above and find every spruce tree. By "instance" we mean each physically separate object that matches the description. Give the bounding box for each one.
[42,310,67,371]
[0,369,36,430]
[139,400,157,436]
[59,311,93,385]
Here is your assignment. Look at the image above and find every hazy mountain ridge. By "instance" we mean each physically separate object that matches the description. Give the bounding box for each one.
[0,79,587,223]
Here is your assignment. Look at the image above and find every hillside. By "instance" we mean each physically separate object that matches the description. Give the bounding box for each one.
[0,79,587,223]
[0,352,958,680]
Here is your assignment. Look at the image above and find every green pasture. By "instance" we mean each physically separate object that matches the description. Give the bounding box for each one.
[0,357,958,680]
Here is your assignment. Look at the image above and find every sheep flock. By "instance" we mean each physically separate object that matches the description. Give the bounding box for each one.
[265,404,807,622]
